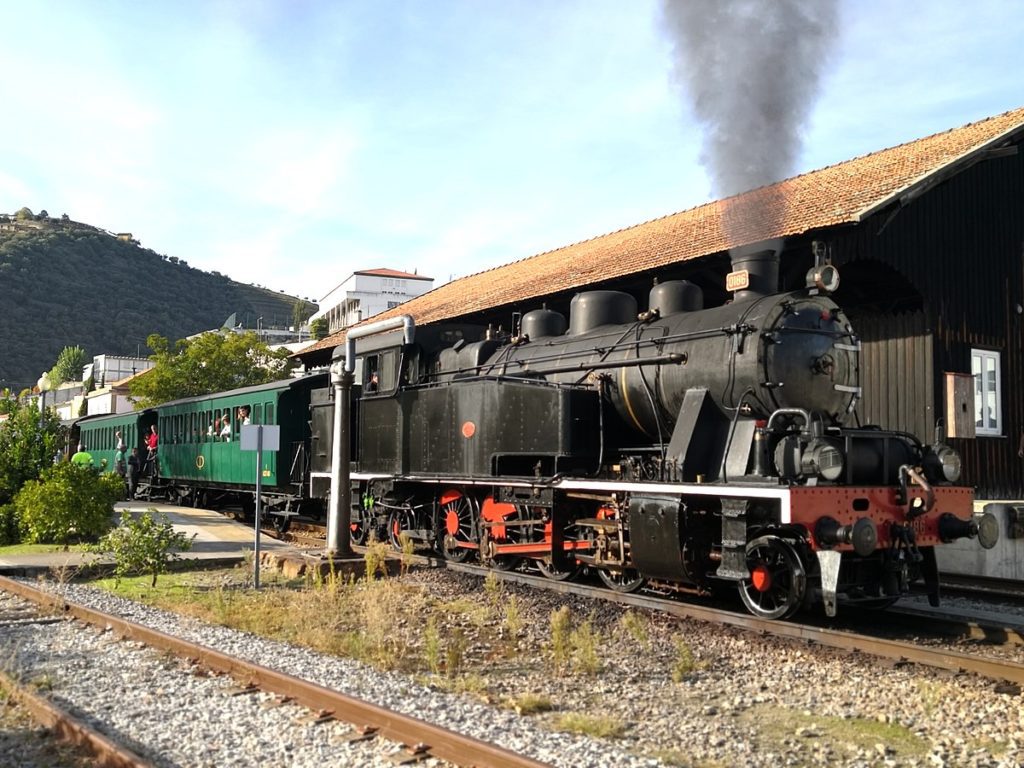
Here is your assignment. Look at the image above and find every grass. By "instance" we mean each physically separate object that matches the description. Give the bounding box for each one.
[555,712,627,739]
[618,610,650,649]
[0,543,91,555]
[737,704,929,762]
[506,693,554,716]
[671,637,698,682]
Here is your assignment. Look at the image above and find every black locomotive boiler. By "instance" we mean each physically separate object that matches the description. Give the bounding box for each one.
[310,247,998,619]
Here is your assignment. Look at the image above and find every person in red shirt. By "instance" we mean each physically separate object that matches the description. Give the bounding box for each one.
[145,425,159,476]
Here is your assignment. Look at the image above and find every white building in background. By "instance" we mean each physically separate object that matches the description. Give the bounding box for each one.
[43,354,154,421]
[89,354,154,387]
[309,268,434,334]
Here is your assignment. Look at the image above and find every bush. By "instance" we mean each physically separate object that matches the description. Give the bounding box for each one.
[0,503,19,545]
[90,509,194,587]
[14,463,121,545]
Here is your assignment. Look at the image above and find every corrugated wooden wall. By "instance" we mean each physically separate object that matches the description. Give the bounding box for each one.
[854,311,933,443]
[832,145,1024,498]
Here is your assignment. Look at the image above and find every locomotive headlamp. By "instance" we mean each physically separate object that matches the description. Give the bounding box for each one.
[805,264,840,294]
[922,444,962,483]
[800,438,845,482]
[774,436,845,482]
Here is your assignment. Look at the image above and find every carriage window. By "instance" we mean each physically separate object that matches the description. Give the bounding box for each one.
[265,404,274,424]
[220,409,233,441]
[972,349,1002,436]
[254,404,263,424]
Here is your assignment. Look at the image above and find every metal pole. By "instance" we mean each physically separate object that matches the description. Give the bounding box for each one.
[326,315,414,558]
[338,370,353,556]
[326,374,354,556]
[39,389,44,429]
[253,427,263,589]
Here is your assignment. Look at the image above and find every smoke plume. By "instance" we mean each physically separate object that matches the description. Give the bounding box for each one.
[660,0,838,199]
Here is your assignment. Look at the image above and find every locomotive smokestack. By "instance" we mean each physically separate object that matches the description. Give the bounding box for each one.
[729,241,781,301]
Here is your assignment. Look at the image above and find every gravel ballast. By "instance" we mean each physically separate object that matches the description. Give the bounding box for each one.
[4,570,1023,768]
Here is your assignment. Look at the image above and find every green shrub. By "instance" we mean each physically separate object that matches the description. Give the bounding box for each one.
[549,605,572,670]
[89,509,194,587]
[14,463,120,545]
[0,503,19,545]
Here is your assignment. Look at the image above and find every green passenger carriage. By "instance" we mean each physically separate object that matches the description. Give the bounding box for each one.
[154,374,327,518]
[74,374,327,527]
[75,409,155,471]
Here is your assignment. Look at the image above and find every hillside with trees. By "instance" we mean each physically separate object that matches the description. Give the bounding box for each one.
[0,209,316,392]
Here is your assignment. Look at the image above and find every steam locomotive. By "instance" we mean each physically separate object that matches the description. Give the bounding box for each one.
[305,246,999,619]
[79,244,998,619]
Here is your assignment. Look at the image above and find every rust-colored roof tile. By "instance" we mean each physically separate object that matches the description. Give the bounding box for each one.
[303,106,1024,356]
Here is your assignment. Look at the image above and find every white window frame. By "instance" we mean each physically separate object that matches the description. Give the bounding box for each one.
[971,348,1002,436]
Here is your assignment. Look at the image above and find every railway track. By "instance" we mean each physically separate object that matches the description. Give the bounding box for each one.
[433,561,1024,687]
[0,576,549,768]
[265,521,1024,668]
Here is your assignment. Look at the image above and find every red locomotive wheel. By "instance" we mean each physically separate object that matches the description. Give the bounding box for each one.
[386,507,414,550]
[438,493,477,562]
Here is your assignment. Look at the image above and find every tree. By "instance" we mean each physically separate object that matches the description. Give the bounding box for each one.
[310,317,329,340]
[15,462,120,546]
[292,298,311,331]
[90,509,194,586]
[0,388,17,416]
[49,345,86,386]
[128,330,293,407]
[0,399,63,506]
[14,207,33,220]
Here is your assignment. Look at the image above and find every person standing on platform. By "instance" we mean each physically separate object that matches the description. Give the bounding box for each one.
[127,447,142,499]
[114,444,127,495]
[71,444,93,466]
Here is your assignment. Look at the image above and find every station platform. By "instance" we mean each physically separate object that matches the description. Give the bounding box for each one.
[0,503,360,580]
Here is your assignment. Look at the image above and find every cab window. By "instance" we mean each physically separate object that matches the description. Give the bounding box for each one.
[362,349,399,395]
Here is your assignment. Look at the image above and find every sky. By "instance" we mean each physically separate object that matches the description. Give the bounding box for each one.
[1,1,1022,304]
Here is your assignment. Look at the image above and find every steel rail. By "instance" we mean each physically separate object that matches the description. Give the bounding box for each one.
[440,562,1024,686]
[0,653,154,767]
[0,575,550,768]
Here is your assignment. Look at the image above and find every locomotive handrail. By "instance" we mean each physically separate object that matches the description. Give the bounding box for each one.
[899,464,935,517]
[428,352,688,382]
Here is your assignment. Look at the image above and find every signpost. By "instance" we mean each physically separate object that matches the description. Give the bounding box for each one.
[240,424,280,589]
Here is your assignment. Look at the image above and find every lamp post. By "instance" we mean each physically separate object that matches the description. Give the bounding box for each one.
[36,372,52,429]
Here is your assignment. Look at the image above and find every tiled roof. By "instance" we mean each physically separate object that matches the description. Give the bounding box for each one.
[303,105,1024,357]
